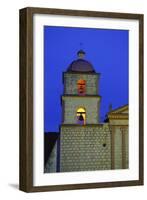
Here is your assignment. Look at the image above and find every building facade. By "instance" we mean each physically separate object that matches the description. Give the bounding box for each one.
[45,50,128,173]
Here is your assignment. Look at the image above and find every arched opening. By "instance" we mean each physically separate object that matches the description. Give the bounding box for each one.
[77,79,86,96]
[76,107,86,125]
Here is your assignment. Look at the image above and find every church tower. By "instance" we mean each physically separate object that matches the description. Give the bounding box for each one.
[59,51,111,172]
[45,51,129,173]
[62,50,101,125]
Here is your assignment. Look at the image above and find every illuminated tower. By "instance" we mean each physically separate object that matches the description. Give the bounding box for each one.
[61,50,101,125]
[59,50,111,173]
[45,50,128,173]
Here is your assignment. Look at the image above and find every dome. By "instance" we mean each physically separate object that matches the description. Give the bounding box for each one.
[67,50,95,73]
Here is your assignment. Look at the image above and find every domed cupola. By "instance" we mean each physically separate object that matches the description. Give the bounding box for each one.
[67,50,95,73]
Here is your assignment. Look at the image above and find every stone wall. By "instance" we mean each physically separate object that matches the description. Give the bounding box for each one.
[60,125,111,172]
[125,130,129,168]
[44,124,129,173]
[64,73,100,95]
[111,125,128,169]
[62,96,100,124]
[114,128,122,169]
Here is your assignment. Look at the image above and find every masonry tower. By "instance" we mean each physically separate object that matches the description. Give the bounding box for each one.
[62,50,101,125]
[59,50,111,172]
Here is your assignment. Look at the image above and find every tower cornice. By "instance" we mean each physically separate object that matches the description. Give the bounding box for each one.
[63,71,100,75]
[62,95,101,99]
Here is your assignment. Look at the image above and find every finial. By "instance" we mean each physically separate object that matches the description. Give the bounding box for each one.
[77,49,85,59]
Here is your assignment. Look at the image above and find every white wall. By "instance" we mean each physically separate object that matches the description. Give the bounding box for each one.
[0,0,146,199]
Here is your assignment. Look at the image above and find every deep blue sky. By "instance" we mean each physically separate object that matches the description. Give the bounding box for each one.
[44,26,128,132]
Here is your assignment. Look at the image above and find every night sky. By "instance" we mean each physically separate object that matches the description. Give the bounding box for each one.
[44,26,128,132]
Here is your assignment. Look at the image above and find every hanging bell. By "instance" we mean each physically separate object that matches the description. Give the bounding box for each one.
[78,114,84,121]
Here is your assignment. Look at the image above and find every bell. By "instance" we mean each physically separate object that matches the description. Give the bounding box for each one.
[78,114,84,121]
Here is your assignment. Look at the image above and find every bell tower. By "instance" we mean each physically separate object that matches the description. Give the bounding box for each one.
[62,50,101,125]
[59,50,112,173]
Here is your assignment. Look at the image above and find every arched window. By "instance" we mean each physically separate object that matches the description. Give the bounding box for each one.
[77,107,86,125]
[77,79,86,95]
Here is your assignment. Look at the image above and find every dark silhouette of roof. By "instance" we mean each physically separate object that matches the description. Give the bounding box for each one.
[67,50,95,73]
[44,132,59,166]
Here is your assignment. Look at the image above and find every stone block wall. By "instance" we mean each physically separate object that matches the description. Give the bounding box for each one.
[60,125,111,172]
[62,96,100,124]
[114,128,122,169]
[64,73,100,95]
[125,131,129,168]
[112,126,129,169]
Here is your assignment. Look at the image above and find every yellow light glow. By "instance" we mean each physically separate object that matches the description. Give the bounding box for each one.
[77,107,86,125]
[77,108,85,113]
